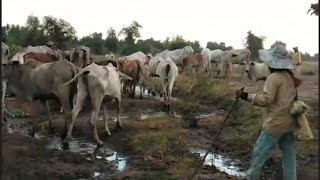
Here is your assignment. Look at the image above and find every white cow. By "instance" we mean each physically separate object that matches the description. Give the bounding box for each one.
[210,49,224,76]
[246,62,271,82]
[156,49,170,58]
[219,48,251,78]
[10,52,25,64]
[148,56,164,75]
[105,53,115,61]
[63,62,132,145]
[119,51,152,65]
[201,48,211,75]
[163,46,194,66]
[25,45,51,54]
[156,57,179,112]
[2,42,10,122]
[2,42,9,65]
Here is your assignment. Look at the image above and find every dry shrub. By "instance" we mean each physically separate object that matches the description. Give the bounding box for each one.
[300,62,318,76]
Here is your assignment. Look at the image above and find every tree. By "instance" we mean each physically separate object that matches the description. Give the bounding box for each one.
[270,41,286,49]
[187,40,201,53]
[105,27,119,53]
[119,21,142,45]
[307,1,319,16]
[41,16,77,49]
[23,15,46,46]
[168,35,188,50]
[244,30,264,60]
[206,41,232,51]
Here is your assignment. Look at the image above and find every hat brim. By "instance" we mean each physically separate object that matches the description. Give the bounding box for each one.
[259,50,294,70]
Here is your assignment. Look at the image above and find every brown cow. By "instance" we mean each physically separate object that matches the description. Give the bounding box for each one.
[119,59,149,99]
[23,52,60,63]
[181,53,205,76]
[6,59,78,138]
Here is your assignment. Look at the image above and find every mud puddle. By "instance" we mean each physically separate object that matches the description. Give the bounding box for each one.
[5,118,128,178]
[46,135,128,176]
[134,86,181,102]
[190,147,246,177]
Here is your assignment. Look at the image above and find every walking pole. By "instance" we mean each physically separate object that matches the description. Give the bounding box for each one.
[188,96,240,180]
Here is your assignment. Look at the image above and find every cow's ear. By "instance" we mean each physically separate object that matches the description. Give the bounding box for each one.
[250,62,255,65]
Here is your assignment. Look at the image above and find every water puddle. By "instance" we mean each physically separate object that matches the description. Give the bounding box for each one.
[5,119,128,177]
[134,86,181,102]
[46,136,128,173]
[190,147,246,177]
[195,112,216,119]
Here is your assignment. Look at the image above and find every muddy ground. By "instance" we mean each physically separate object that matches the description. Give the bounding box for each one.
[2,62,319,180]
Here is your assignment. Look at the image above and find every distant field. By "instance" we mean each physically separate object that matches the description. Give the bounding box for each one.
[91,54,106,62]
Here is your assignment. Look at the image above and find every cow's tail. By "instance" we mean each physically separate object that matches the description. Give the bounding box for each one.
[165,64,170,83]
[136,60,141,82]
[136,60,148,80]
[64,68,89,86]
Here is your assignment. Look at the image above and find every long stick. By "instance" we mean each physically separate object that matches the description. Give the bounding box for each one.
[188,97,239,180]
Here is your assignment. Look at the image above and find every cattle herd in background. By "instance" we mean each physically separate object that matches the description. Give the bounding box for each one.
[1,42,271,145]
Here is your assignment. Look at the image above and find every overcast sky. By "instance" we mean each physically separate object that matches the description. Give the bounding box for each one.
[2,0,319,55]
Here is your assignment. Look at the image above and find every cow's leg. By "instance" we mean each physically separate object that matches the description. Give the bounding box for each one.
[140,85,143,99]
[45,100,54,134]
[132,83,136,99]
[229,63,233,78]
[63,85,87,142]
[102,105,111,135]
[28,100,41,138]
[162,80,168,110]
[89,92,104,145]
[115,98,122,129]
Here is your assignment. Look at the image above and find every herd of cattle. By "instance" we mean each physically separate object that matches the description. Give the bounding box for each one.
[1,42,271,145]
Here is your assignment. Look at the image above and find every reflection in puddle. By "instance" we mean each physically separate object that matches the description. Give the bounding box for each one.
[195,113,216,119]
[190,147,246,177]
[104,152,127,172]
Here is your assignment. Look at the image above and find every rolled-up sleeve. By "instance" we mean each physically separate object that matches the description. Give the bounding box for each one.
[247,74,279,107]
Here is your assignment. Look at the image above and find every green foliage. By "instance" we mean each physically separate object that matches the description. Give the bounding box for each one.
[80,32,106,54]
[308,1,319,16]
[270,40,286,49]
[105,27,119,53]
[244,30,264,60]
[41,16,77,49]
[206,41,233,51]
[119,21,142,45]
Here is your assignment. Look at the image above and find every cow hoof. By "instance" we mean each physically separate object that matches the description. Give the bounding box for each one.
[106,131,112,136]
[96,140,103,146]
[116,123,122,129]
[63,136,73,143]
[48,127,55,135]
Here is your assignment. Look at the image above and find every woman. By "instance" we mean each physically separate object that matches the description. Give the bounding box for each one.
[236,45,301,180]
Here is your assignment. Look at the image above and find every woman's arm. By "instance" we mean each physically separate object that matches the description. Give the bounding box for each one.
[247,74,279,107]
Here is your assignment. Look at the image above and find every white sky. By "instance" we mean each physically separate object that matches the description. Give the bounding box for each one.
[2,0,319,55]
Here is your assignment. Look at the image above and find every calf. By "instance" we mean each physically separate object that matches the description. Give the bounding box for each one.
[182,53,205,76]
[245,62,271,82]
[119,59,149,99]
